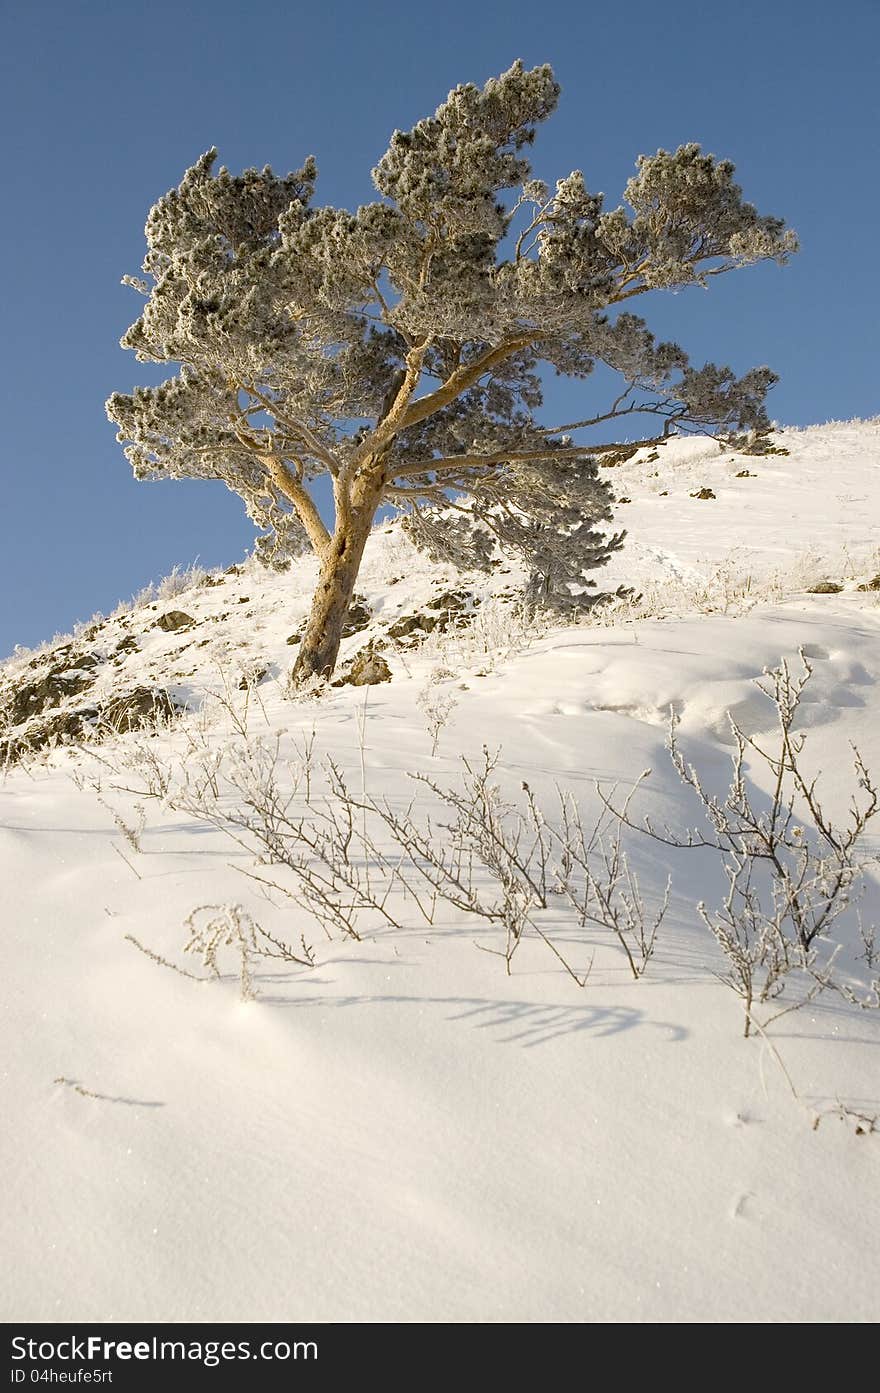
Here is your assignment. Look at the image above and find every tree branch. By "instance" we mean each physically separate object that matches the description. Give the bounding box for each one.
[604,254,746,307]
[348,337,435,477]
[400,336,535,431]
[239,382,342,477]
[585,435,668,454]
[383,481,455,504]
[547,400,680,434]
[256,450,331,556]
[515,199,552,261]
[390,445,582,479]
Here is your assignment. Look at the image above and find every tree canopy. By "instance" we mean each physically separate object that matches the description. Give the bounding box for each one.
[107,61,796,677]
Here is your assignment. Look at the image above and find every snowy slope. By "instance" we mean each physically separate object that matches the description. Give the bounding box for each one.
[1,420,879,1324]
[601,417,880,593]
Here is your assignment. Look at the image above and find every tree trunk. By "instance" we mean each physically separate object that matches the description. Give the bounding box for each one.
[290,492,379,686]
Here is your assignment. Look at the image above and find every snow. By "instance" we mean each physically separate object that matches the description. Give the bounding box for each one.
[1,421,879,1323]
[600,417,880,594]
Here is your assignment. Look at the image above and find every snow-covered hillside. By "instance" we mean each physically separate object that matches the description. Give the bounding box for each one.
[1,420,879,1323]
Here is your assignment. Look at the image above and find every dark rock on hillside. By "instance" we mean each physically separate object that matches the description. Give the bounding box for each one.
[598,444,642,468]
[341,595,373,638]
[155,611,195,632]
[387,612,435,640]
[807,581,843,594]
[1,705,100,764]
[100,687,181,732]
[427,588,475,617]
[0,682,180,763]
[386,588,479,644]
[3,653,98,726]
[334,645,392,687]
[28,641,97,669]
[740,432,789,457]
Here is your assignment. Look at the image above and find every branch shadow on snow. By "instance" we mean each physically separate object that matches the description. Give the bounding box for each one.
[257,990,688,1048]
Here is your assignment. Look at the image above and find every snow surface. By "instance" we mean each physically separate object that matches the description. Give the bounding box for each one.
[1,421,879,1323]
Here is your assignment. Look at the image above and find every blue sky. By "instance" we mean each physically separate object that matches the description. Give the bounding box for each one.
[1,0,877,657]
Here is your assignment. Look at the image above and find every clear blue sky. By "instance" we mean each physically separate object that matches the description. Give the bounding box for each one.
[1,0,877,658]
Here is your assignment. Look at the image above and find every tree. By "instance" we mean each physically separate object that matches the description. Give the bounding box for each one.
[107,61,796,684]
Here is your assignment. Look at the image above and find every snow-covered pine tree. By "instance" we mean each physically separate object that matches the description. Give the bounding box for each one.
[107,61,796,683]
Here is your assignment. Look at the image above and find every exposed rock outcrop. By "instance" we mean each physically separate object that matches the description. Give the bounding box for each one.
[154,611,195,633]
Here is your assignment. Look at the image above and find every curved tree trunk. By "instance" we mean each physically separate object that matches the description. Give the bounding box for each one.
[290,487,381,686]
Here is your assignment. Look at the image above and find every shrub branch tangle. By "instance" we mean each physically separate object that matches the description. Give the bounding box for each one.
[101,657,877,1024]
[107,62,796,682]
[603,655,879,1035]
[122,725,667,986]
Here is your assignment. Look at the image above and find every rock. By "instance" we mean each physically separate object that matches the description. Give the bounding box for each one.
[857,575,880,592]
[598,444,642,468]
[691,487,716,500]
[735,469,757,478]
[341,594,373,638]
[224,564,242,576]
[387,612,438,640]
[387,589,478,644]
[807,581,843,594]
[155,610,195,632]
[114,635,140,655]
[616,496,632,504]
[428,588,474,615]
[741,431,789,457]
[1,705,100,763]
[99,687,180,732]
[26,642,79,670]
[286,628,304,646]
[0,672,181,764]
[387,585,481,643]
[3,657,97,726]
[40,707,97,740]
[336,646,392,687]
